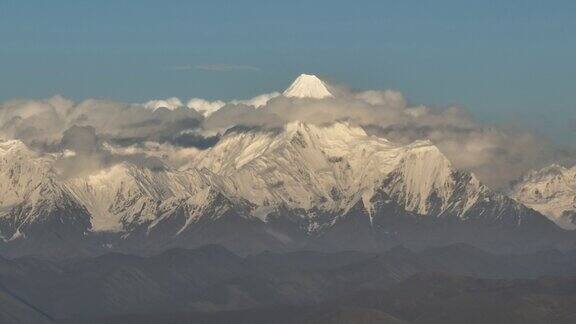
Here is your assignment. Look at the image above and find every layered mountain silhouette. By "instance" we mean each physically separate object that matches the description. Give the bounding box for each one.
[0,244,574,323]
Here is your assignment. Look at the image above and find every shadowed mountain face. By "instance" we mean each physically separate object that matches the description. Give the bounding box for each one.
[0,244,575,323]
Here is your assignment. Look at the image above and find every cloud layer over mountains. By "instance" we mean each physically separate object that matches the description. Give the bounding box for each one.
[0,75,572,189]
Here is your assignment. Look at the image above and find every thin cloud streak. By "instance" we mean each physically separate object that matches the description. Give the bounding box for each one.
[165,65,194,71]
[195,64,260,72]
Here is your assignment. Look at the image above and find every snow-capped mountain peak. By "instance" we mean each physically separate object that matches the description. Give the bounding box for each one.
[283,74,334,99]
[0,139,56,206]
[512,164,576,229]
[191,121,486,220]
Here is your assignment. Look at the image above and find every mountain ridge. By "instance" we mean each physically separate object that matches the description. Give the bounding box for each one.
[0,121,574,258]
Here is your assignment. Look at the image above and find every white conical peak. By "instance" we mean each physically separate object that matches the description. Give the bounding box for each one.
[283,74,334,99]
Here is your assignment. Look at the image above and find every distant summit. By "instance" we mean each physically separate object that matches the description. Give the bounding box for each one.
[512,164,576,229]
[283,74,334,99]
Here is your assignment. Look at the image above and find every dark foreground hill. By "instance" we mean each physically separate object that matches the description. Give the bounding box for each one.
[63,274,576,324]
[1,244,576,323]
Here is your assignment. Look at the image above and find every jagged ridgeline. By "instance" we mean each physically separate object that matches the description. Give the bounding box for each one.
[0,75,574,259]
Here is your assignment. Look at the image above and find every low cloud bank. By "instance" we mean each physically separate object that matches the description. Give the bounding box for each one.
[0,81,573,189]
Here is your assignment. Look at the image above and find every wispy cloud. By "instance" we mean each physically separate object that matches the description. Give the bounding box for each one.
[165,65,193,71]
[195,64,260,72]
[165,64,260,72]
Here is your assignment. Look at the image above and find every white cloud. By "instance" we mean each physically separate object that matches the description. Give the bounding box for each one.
[230,92,280,108]
[143,92,281,117]
[103,141,201,169]
[1,77,572,190]
[355,90,407,109]
[186,98,226,116]
[143,97,183,111]
[404,105,429,117]
[63,149,77,158]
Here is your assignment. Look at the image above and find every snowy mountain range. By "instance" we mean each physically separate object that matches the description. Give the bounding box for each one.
[0,74,574,259]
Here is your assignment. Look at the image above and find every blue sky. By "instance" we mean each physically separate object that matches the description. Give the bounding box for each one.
[1,0,575,144]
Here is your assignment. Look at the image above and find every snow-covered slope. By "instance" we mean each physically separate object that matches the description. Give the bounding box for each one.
[283,74,334,99]
[192,122,403,213]
[381,141,483,217]
[0,140,55,208]
[0,140,92,258]
[191,122,542,233]
[511,164,576,229]
[0,139,244,239]
[64,162,243,233]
